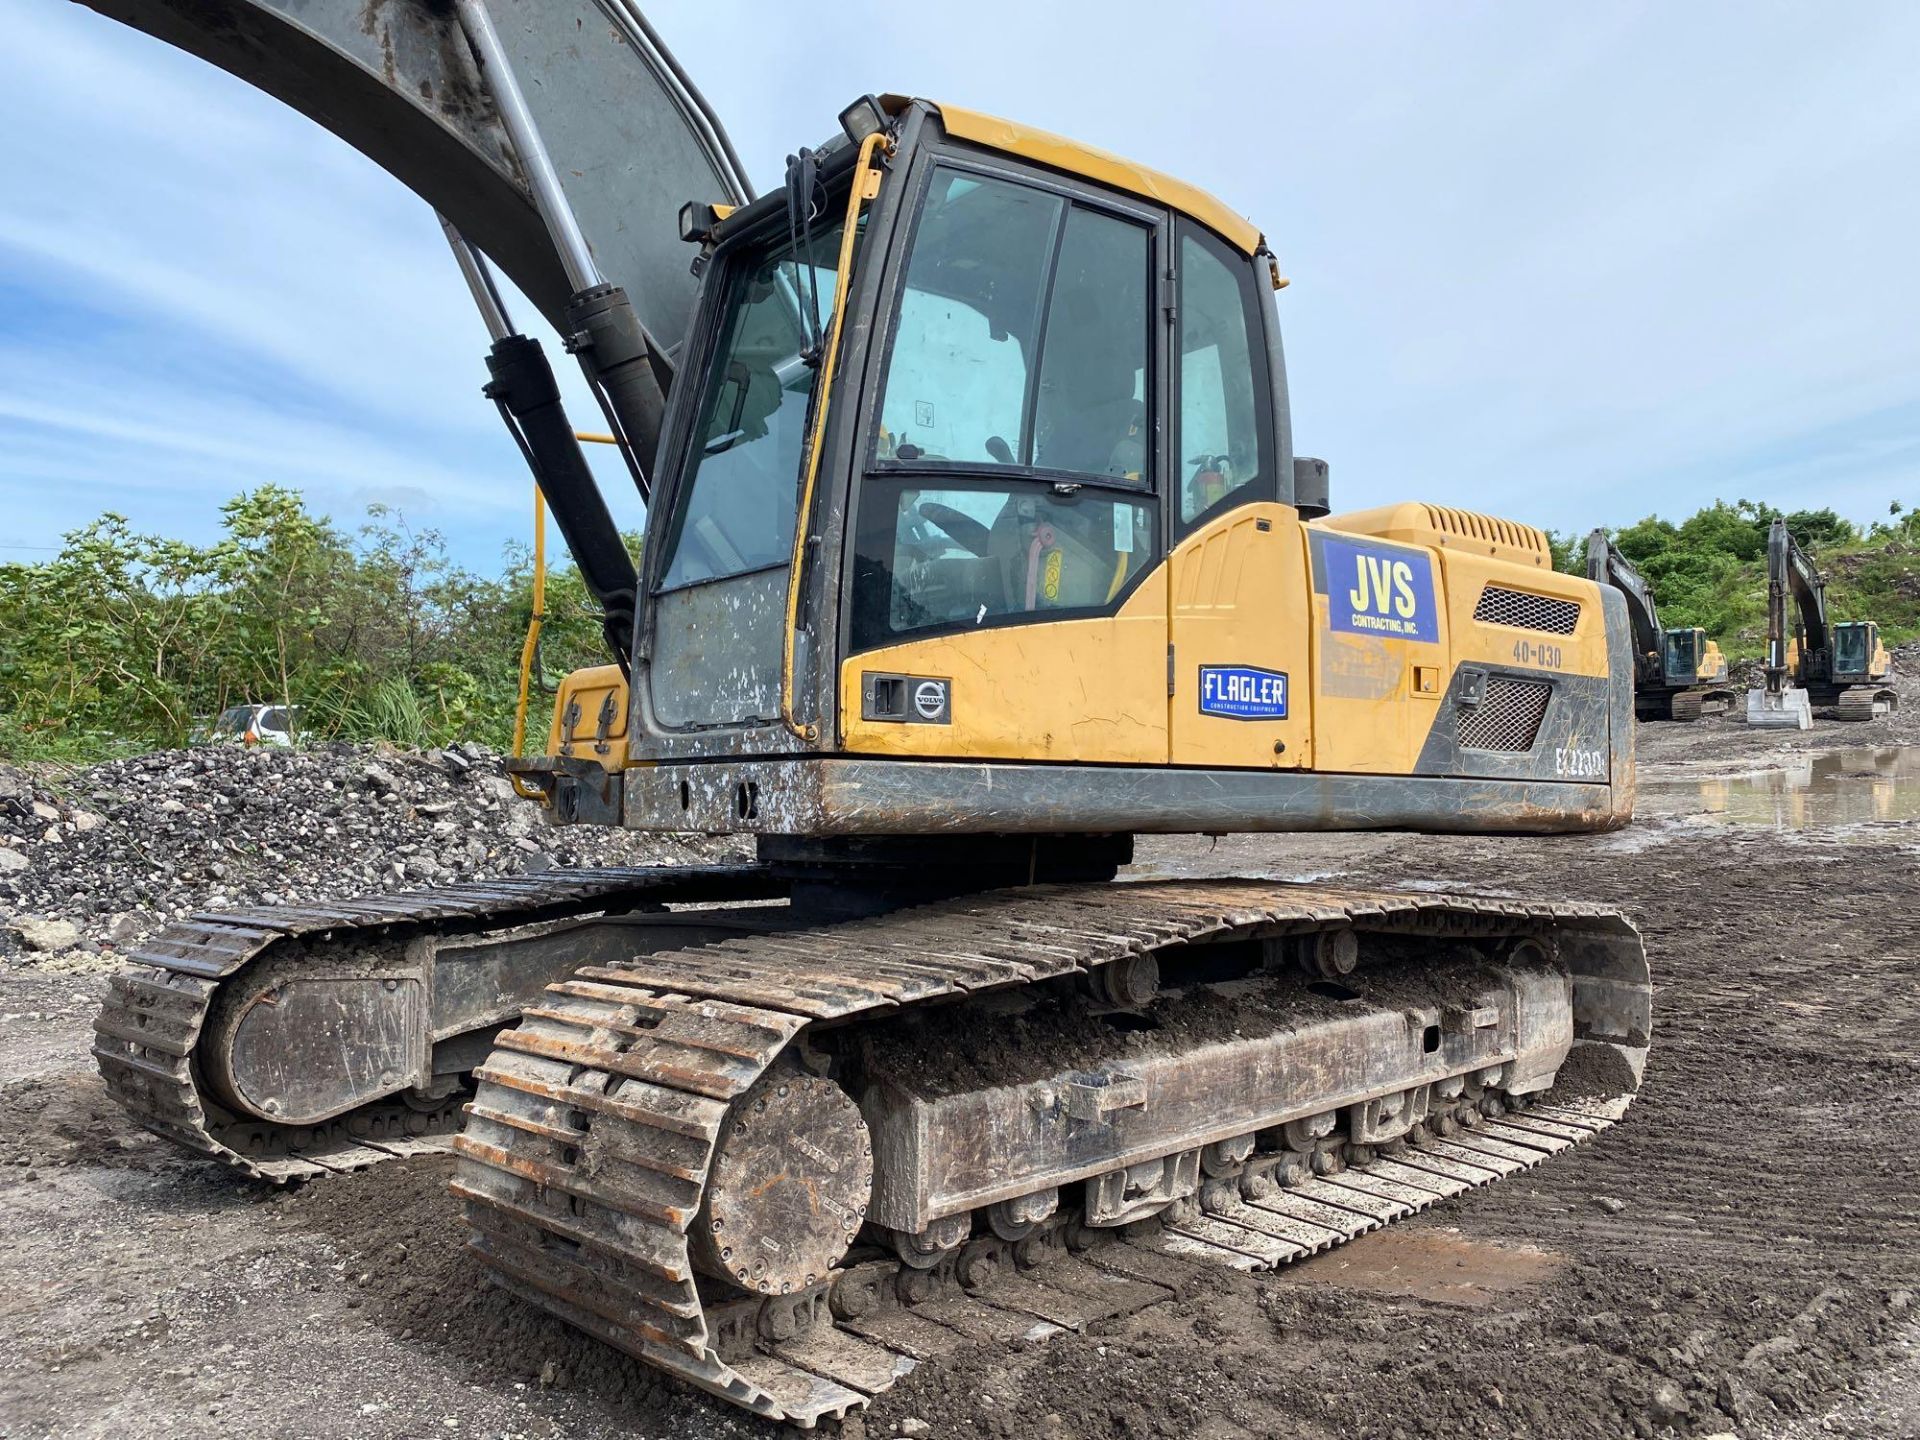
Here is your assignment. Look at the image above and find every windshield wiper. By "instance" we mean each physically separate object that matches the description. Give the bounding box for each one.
[783,146,826,366]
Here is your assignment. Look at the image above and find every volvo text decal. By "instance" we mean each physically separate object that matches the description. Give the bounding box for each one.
[1317,534,1440,643]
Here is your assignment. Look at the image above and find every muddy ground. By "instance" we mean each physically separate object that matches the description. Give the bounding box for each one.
[2,696,1917,1440]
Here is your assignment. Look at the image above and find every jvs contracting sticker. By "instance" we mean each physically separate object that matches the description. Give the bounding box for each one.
[1199,666,1289,720]
[1318,534,1439,643]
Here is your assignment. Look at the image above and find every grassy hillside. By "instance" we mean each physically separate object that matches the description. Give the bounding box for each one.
[1554,500,1920,654]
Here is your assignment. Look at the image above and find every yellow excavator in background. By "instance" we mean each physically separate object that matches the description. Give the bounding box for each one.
[78,1,1650,1425]
[1749,517,1897,727]
[1585,529,1735,721]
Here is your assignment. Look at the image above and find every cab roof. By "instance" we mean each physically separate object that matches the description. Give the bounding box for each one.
[884,97,1264,256]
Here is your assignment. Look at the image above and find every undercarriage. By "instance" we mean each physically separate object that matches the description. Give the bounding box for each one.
[1639,684,1738,722]
[1817,682,1901,721]
[94,861,1648,1426]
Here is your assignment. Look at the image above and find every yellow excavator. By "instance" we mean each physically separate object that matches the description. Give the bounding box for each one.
[1585,530,1735,721]
[79,2,1650,1425]
[1748,516,1897,727]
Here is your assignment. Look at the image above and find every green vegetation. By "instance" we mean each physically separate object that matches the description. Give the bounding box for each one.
[1553,500,1920,651]
[0,486,628,763]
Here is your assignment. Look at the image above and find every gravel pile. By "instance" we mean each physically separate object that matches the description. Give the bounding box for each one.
[0,742,740,972]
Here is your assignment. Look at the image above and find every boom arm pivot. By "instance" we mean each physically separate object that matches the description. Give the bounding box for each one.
[75,0,754,660]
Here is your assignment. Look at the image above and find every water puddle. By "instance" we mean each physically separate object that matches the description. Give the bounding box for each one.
[1639,746,1920,833]
[1274,1226,1563,1308]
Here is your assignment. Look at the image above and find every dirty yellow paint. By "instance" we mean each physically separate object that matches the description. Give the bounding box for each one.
[914,100,1264,255]
[839,573,1170,763]
[1317,501,1553,571]
[1168,504,1313,769]
[1697,636,1730,684]
[833,495,1619,776]
[1437,551,1609,679]
[1307,531,1448,775]
[548,665,629,771]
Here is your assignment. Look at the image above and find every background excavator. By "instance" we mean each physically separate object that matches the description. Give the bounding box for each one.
[1585,529,1736,722]
[1748,516,1897,728]
[76,0,1652,1425]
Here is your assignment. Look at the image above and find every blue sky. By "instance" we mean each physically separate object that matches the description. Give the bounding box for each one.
[4,0,1919,568]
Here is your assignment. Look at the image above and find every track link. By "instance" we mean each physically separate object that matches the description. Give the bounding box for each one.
[1833,684,1899,721]
[452,878,1647,1426]
[91,865,774,1182]
[1667,686,1736,722]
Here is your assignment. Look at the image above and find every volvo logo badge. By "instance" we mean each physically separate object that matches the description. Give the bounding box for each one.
[912,679,949,721]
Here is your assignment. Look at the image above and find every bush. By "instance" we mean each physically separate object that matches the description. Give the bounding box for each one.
[0,487,634,764]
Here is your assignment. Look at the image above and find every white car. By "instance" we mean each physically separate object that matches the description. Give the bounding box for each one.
[209,704,299,747]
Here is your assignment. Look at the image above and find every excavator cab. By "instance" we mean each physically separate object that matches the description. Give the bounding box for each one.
[1832,621,1882,682]
[1659,626,1727,687]
[631,99,1287,765]
[1660,628,1704,685]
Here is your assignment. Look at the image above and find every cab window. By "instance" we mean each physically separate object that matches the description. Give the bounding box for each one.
[1663,632,1697,677]
[658,214,845,590]
[854,164,1156,652]
[876,167,1149,480]
[1836,625,1868,670]
[851,480,1157,650]
[1176,223,1270,533]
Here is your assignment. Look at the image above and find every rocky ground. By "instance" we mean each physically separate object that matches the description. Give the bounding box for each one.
[1,693,1917,1440]
[0,741,739,973]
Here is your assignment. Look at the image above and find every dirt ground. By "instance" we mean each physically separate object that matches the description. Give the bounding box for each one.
[3,697,1918,1440]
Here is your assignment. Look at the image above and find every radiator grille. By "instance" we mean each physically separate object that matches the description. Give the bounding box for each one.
[1458,677,1553,752]
[1473,585,1581,636]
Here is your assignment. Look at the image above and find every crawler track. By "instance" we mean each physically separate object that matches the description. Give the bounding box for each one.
[1662,686,1736,723]
[91,865,775,1182]
[451,878,1647,1426]
[1832,684,1900,721]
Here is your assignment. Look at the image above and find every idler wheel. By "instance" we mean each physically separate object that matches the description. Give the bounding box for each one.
[691,1070,872,1295]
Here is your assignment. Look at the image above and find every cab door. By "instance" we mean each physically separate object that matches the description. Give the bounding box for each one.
[838,160,1172,764]
[1170,509,1313,767]
[1166,222,1312,769]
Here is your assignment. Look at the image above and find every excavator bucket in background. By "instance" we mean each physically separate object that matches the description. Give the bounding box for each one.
[1746,683,1813,729]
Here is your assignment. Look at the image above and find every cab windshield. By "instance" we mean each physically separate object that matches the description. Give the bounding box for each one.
[1663,630,1699,680]
[656,215,845,591]
[1835,624,1869,673]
